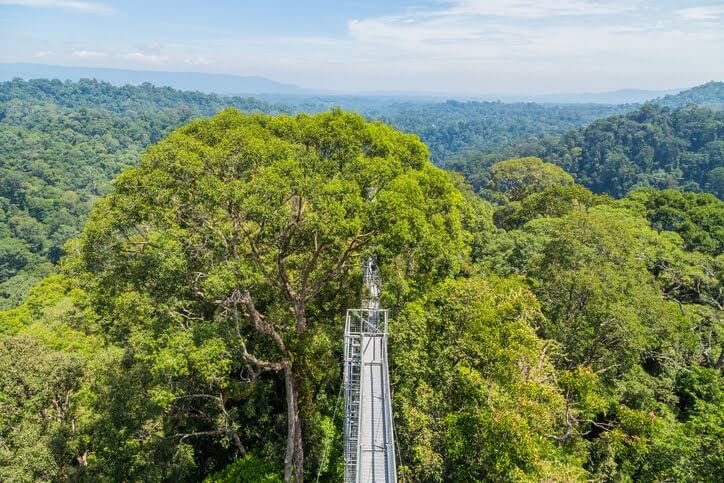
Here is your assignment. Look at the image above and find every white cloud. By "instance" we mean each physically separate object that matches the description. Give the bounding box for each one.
[676,5,724,22]
[120,52,170,63]
[346,0,722,62]
[34,50,56,57]
[72,49,107,58]
[0,0,115,15]
[4,0,722,94]
[444,0,634,18]
[332,0,724,93]
[183,56,211,66]
[347,0,638,50]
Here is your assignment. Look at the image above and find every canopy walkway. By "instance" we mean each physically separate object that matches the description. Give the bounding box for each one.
[343,260,397,483]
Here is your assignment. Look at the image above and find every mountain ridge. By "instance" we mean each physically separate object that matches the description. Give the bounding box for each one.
[0,62,708,104]
[653,81,724,110]
[0,62,308,95]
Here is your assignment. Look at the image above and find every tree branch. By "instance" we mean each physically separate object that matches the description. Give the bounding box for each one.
[306,232,374,302]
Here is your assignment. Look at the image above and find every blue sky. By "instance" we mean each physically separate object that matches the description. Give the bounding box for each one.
[1,0,722,94]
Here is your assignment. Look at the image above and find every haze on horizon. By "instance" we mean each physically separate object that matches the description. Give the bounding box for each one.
[0,0,722,95]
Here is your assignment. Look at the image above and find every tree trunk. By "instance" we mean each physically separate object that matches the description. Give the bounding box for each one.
[283,364,305,482]
[293,301,306,333]
[293,377,304,483]
[715,344,724,370]
[284,364,297,482]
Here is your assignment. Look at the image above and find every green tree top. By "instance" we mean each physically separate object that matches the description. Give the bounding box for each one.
[487,157,574,202]
[74,108,467,481]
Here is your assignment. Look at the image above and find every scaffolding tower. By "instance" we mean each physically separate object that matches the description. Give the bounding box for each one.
[343,259,397,483]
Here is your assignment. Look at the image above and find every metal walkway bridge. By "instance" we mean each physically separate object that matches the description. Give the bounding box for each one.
[343,260,397,483]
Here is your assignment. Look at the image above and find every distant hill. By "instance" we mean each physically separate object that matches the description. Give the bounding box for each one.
[241,89,681,106]
[527,88,683,105]
[654,81,724,110]
[0,62,308,95]
[0,62,702,105]
[376,100,628,162]
[449,102,724,199]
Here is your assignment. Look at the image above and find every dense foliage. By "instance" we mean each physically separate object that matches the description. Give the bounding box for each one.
[656,81,724,111]
[377,100,626,162]
[1,105,722,482]
[0,79,637,309]
[73,108,465,481]
[623,189,724,255]
[0,79,283,308]
[449,103,724,198]
[1,77,723,481]
[254,96,630,163]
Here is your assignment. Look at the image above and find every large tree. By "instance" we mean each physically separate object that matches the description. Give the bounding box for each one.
[486,157,574,202]
[391,276,581,481]
[73,109,466,481]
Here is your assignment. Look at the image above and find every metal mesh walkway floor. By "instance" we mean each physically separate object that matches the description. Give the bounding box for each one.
[343,309,397,483]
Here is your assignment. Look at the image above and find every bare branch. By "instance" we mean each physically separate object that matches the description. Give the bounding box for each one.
[306,232,374,302]
[237,289,287,355]
[239,337,287,372]
[300,231,324,299]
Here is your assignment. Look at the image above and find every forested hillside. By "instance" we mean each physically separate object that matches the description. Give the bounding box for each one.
[0,79,283,308]
[656,81,724,111]
[376,100,626,161]
[449,103,724,198]
[275,97,627,161]
[0,78,279,114]
[0,113,721,482]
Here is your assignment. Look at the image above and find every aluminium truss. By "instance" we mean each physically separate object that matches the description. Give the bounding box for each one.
[343,260,397,483]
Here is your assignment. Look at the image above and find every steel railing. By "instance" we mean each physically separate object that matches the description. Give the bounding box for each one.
[343,308,397,483]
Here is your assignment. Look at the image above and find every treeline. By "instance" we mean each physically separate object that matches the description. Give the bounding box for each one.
[656,81,724,110]
[0,78,281,115]
[238,97,628,162]
[269,82,724,165]
[377,99,626,162]
[449,103,724,198]
[0,112,722,482]
[0,79,285,308]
